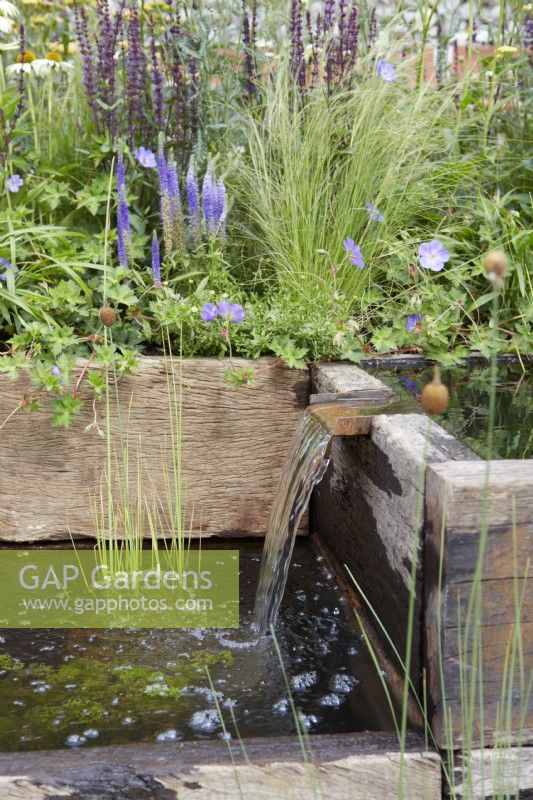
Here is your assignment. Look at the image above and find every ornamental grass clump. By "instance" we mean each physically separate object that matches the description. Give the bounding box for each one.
[235,52,476,319]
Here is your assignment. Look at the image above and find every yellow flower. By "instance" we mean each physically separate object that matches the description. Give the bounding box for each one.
[523,3,533,11]
[15,49,36,63]
[496,45,518,58]
[30,13,52,26]
[47,40,78,55]
[45,51,62,62]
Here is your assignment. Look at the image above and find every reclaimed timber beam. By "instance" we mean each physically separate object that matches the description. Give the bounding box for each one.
[310,363,393,404]
[452,746,533,799]
[311,362,478,686]
[0,732,441,800]
[424,460,533,748]
[0,357,309,542]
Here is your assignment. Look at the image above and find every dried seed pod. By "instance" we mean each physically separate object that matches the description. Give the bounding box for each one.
[99,306,117,327]
[420,366,449,415]
[484,251,507,287]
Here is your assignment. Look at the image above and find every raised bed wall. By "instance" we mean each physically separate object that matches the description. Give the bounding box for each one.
[0,357,309,542]
[310,362,533,752]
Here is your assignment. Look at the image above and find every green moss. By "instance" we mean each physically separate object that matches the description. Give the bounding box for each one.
[0,654,25,671]
[0,648,234,749]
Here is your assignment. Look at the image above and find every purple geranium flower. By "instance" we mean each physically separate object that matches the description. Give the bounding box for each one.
[343,238,365,269]
[0,258,17,281]
[377,60,397,83]
[365,202,384,222]
[418,240,450,272]
[134,147,157,169]
[201,302,218,322]
[6,174,23,193]
[406,313,424,332]
[217,301,245,323]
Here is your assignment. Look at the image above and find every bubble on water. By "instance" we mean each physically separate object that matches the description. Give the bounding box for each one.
[290,671,318,691]
[222,697,237,709]
[319,693,342,708]
[347,646,358,656]
[65,684,76,690]
[156,728,181,743]
[32,681,51,694]
[0,636,5,644]
[66,734,86,747]
[219,731,232,741]
[13,700,25,707]
[330,673,359,694]
[189,709,220,733]
[83,729,99,739]
[111,697,119,706]
[122,716,135,726]
[298,712,320,731]
[145,683,170,697]
[272,698,289,715]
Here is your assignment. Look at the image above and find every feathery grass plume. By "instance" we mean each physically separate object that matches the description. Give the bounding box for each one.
[235,51,476,313]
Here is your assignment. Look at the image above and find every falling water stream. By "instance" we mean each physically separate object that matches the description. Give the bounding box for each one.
[254,411,332,634]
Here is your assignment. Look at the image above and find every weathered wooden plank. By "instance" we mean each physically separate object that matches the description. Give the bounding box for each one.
[424,461,533,748]
[310,363,393,403]
[452,747,533,799]
[312,382,478,686]
[0,357,309,542]
[0,732,441,800]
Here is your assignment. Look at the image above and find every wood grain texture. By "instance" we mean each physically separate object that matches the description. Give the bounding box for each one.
[424,461,533,748]
[452,747,533,799]
[0,357,309,542]
[312,361,478,687]
[0,732,441,800]
[310,362,393,403]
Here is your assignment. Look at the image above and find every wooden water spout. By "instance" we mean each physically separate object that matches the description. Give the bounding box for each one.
[254,394,416,635]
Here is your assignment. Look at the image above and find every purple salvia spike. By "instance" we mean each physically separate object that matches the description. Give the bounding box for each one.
[126,3,146,144]
[150,15,165,131]
[251,0,258,48]
[338,0,347,74]
[152,231,162,285]
[369,7,377,47]
[242,12,256,100]
[346,2,359,72]
[73,1,99,123]
[323,0,335,32]
[524,13,533,49]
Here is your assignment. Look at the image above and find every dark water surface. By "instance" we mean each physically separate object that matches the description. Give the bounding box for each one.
[370,362,532,459]
[0,543,395,752]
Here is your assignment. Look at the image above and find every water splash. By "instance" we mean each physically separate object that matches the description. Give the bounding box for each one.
[254,411,332,634]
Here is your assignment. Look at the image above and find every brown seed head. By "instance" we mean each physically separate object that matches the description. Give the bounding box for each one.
[420,366,449,415]
[484,251,507,283]
[99,306,117,327]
